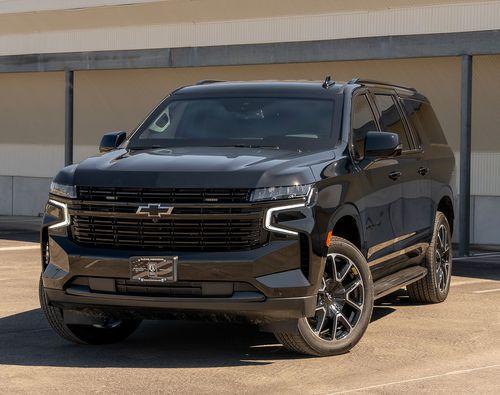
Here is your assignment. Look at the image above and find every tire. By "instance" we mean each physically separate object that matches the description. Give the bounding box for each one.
[274,237,374,356]
[39,277,141,345]
[407,211,452,304]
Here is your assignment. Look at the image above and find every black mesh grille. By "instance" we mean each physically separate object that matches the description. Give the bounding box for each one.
[69,187,267,251]
[77,186,250,204]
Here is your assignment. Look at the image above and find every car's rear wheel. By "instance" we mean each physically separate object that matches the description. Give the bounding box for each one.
[39,277,141,345]
[407,211,452,303]
[274,237,374,356]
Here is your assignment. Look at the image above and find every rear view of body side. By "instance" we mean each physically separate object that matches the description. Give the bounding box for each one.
[39,79,455,356]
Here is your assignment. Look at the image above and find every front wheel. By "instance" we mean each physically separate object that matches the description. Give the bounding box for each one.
[39,277,141,345]
[274,237,374,356]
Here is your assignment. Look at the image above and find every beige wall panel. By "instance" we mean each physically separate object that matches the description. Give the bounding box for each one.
[0,0,488,34]
[0,71,65,144]
[0,71,65,177]
[2,1,499,55]
[472,55,500,151]
[74,57,461,152]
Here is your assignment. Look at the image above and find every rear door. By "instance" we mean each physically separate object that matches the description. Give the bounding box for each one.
[400,98,434,239]
[372,91,432,255]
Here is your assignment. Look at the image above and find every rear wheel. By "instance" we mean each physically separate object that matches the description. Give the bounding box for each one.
[39,277,141,345]
[407,211,452,304]
[274,237,374,356]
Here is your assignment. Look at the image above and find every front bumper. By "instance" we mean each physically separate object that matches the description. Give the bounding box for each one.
[42,231,321,322]
[45,286,316,322]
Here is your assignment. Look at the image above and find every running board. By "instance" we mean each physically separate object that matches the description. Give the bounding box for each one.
[374,266,428,299]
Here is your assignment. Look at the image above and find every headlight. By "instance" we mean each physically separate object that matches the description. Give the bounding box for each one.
[263,186,317,236]
[46,199,70,229]
[250,184,313,202]
[50,181,76,199]
[264,202,306,235]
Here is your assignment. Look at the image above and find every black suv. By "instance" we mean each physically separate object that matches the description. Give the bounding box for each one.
[40,78,455,356]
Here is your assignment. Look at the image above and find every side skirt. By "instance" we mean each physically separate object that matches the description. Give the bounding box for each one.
[373,266,428,299]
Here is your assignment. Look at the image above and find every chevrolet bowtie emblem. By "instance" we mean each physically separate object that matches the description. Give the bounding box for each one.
[136,204,174,217]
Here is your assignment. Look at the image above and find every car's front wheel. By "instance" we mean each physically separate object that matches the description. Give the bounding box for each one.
[39,277,141,345]
[274,236,374,356]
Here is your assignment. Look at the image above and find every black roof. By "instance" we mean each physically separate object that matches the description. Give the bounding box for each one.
[171,79,427,101]
[172,80,345,98]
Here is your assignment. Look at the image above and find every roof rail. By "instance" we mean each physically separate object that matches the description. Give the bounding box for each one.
[348,77,417,92]
[195,79,225,85]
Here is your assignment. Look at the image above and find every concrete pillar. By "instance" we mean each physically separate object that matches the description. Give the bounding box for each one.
[459,55,472,256]
[64,70,74,166]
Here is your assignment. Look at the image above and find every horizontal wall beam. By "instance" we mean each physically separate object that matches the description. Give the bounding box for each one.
[0,30,499,73]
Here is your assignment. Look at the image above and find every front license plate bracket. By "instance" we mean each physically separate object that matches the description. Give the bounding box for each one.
[129,256,178,283]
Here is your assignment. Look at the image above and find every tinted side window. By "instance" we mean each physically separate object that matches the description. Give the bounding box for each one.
[403,99,447,145]
[351,94,377,159]
[373,94,411,151]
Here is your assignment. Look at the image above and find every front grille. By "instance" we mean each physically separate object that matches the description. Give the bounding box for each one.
[69,187,268,251]
[78,186,250,204]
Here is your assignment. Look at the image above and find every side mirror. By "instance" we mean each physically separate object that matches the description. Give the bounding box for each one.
[99,131,127,153]
[364,131,402,158]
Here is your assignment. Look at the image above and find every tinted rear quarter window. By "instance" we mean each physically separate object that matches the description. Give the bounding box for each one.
[402,99,447,145]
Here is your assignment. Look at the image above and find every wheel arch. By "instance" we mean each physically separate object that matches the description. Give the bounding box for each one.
[327,204,364,252]
[435,187,455,235]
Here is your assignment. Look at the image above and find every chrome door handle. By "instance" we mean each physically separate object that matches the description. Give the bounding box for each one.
[418,167,429,176]
[388,171,402,181]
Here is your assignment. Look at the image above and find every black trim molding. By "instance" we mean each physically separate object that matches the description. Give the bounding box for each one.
[0,30,499,73]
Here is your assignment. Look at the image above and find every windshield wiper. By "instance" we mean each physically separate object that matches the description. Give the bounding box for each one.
[128,145,163,150]
[215,144,280,150]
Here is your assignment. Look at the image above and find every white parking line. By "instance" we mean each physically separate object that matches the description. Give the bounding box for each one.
[473,288,500,294]
[451,279,498,287]
[327,364,500,394]
[0,245,39,252]
[454,252,500,260]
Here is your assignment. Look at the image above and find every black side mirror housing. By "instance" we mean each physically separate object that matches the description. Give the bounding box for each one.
[99,131,127,153]
[364,131,402,158]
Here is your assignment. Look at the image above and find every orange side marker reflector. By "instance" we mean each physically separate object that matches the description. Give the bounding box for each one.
[326,231,333,247]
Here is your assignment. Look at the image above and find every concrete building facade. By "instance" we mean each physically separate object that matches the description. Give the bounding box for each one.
[0,0,499,248]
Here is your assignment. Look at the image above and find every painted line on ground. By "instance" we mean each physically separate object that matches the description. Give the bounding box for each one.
[0,245,39,252]
[454,253,500,260]
[473,288,500,294]
[451,279,498,287]
[327,364,500,394]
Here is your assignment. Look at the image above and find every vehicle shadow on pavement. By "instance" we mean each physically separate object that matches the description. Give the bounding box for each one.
[452,257,500,282]
[0,308,310,368]
[0,231,39,243]
[0,305,399,368]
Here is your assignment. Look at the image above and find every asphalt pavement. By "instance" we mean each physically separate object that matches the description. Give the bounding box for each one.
[0,226,499,394]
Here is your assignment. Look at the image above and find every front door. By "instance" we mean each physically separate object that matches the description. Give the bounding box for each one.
[350,92,404,278]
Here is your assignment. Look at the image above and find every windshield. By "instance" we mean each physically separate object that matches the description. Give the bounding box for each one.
[128,97,341,150]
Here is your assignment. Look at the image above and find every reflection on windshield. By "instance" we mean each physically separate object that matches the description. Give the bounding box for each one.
[129,97,339,151]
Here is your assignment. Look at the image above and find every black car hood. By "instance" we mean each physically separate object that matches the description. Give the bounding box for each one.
[67,146,335,188]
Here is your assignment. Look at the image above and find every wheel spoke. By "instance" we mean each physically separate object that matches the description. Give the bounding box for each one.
[314,306,327,333]
[331,312,338,340]
[437,228,444,251]
[329,253,353,283]
[319,277,327,293]
[345,297,362,312]
[345,279,361,295]
[337,312,353,333]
